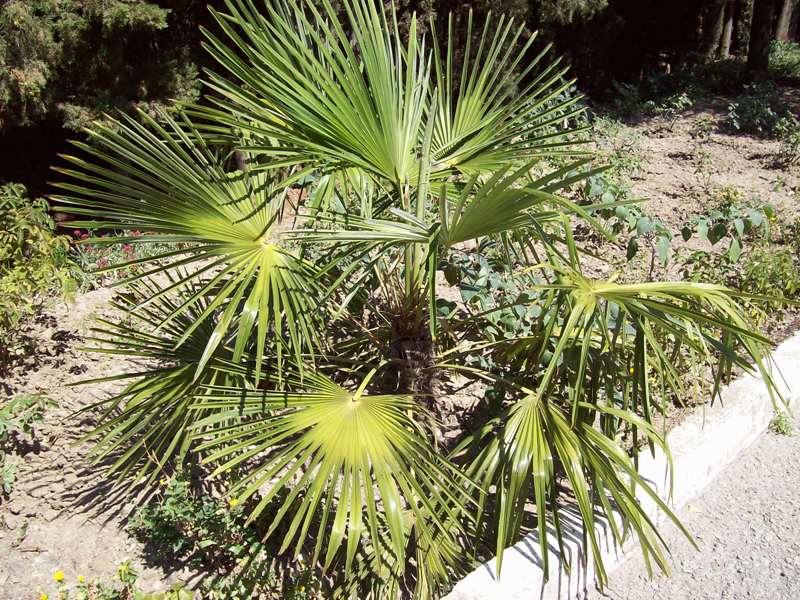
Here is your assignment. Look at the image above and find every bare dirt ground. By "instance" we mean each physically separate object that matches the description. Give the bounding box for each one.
[0,93,798,599]
[585,410,800,600]
[0,288,185,599]
[628,94,800,233]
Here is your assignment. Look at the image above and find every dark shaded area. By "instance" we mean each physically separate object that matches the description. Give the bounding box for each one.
[0,119,73,199]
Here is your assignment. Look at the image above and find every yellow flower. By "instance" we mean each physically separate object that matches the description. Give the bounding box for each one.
[78,575,85,583]
[53,570,64,583]
[159,477,168,486]
[228,497,240,508]
[40,594,48,600]
[629,367,635,375]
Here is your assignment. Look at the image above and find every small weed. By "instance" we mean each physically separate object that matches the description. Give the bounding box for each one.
[652,91,693,131]
[769,411,794,436]
[689,115,715,142]
[1,393,55,497]
[37,560,194,600]
[681,188,773,262]
[775,114,800,166]
[592,115,647,178]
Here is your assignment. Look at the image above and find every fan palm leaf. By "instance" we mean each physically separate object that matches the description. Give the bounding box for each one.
[52,111,322,381]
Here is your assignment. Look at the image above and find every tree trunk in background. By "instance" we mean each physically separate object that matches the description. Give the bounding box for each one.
[775,0,797,39]
[748,0,777,73]
[734,0,755,55]
[720,1,736,56]
[701,0,729,59]
[792,3,800,38]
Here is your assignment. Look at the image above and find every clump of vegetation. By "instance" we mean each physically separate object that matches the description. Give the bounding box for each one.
[41,561,193,600]
[725,83,794,138]
[769,39,800,81]
[0,183,75,367]
[128,474,320,600]
[774,113,800,166]
[50,1,784,596]
[681,187,773,262]
[69,229,183,290]
[0,393,54,497]
[592,115,647,177]
[769,411,795,436]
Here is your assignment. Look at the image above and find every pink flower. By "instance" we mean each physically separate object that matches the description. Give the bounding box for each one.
[131,230,142,237]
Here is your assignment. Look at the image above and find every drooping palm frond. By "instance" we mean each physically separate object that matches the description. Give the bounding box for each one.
[457,394,687,585]
[51,110,322,380]
[456,257,781,584]
[74,275,250,488]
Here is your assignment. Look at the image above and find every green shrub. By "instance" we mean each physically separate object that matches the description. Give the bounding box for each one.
[128,474,321,600]
[775,113,800,165]
[742,246,800,302]
[725,83,793,137]
[681,188,773,262]
[769,39,800,81]
[0,183,75,365]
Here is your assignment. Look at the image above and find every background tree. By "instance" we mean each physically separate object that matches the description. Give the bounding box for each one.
[775,0,798,39]
[748,0,778,73]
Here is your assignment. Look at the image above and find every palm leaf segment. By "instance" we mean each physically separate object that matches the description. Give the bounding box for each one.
[52,112,321,381]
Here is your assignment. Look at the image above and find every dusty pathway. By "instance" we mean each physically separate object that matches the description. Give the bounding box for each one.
[0,288,181,600]
[586,411,800,600]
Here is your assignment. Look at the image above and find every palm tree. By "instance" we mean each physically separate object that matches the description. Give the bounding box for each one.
[53,0,779,597]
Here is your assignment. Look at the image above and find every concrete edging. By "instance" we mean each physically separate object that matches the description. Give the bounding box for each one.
[444,332,800,600]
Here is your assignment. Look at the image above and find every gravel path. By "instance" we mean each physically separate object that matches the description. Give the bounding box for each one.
[586,411,800,600]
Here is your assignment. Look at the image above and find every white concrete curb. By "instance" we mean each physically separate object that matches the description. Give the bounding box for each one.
[445,332,800,600]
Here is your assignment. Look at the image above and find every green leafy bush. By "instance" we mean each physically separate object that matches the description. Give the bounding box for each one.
[128,475,320,600]
[775,113,800,165]
[0,183,75,365]
[742,246,800,306]
[769,39,800,81]
[680,188,773,262]
[725,83,794,137]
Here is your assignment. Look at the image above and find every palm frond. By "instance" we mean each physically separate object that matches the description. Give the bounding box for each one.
[51,110,322,380]
[191,369,474,581]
